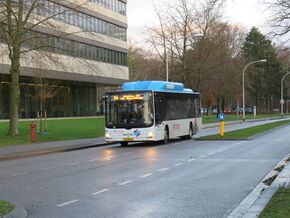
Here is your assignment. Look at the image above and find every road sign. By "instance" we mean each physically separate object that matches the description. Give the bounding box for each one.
[280,99,285,104]
[218,113,225,121]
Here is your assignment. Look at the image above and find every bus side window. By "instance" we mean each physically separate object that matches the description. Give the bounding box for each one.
[154,93,165,124]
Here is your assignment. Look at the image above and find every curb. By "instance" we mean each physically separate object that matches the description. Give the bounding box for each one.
[0,142,116,161]
[227,153,290,218]
[2,204,27,218]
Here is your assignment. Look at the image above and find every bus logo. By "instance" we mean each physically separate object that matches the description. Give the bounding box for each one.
[134,129,141,137]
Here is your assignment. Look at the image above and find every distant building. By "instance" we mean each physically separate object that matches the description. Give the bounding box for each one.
[0,0,128,119]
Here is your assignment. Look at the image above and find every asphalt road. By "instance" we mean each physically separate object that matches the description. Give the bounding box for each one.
[0,121,289,218]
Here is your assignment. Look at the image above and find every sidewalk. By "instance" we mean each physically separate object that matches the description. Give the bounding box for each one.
[0,137,109,161]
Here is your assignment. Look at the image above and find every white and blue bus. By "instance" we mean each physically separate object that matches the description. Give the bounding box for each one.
[104,81,201,146]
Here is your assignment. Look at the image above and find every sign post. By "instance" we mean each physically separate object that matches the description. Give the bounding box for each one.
[218,113,225,137]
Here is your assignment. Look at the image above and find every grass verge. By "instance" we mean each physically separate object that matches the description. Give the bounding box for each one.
[0,117,105,147]
[198,119,290,140]
[259,188,290,218]
[0,200,15,216]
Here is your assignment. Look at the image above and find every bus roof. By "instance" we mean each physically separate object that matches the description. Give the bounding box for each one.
[122,81,198,94]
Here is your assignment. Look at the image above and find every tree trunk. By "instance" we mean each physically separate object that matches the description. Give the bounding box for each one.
[8,50,21,136]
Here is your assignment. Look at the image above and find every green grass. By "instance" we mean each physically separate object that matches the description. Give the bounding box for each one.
[198,119,290,140]
[202,113,282,124]
[0,200,15,216]
[0,117,105,147]
[259,188,290,218]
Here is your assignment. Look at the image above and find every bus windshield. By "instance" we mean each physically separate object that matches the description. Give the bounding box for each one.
[105,92,153,128]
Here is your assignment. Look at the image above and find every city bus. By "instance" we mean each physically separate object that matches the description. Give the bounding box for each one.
[104,81,201,146]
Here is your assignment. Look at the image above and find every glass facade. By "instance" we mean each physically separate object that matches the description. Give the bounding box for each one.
[27,0,127,41]
[0,79,97,119]
[90,0,126,15]
[16,31,128,66]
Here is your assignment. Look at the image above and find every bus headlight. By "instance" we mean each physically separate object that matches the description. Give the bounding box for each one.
[147,132,154,138]
[105,133,111,139]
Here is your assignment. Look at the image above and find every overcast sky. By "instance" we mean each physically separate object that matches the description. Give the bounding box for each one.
[127,0,269,44]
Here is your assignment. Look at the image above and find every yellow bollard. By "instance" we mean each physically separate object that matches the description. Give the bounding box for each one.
[220,121,225,137]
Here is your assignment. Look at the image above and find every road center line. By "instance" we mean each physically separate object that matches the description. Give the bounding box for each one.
[11,172,28,177]
[140,173,153,178]
[187,158,196,162]
[158,167,170,172]
[67,162,80,166]
[92,188,109,195]
[89,158,99,162]
[119,180,133,186]
[57,199,79,207]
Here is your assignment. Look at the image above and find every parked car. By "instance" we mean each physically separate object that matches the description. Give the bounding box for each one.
[224,107,233,114]
[245,107,253,114]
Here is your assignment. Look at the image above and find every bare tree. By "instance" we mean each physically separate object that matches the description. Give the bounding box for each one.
[146,0,226,85]
[34,71,60,133]
[267,0,290,38]
[0,0,104,136]
[128,42,164,81]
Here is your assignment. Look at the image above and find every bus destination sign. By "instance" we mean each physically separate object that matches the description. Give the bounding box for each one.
[113,94,144,101]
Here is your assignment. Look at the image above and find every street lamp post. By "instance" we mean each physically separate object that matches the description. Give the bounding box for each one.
[166,50,169,82]
[242,59,267,122]
[280,72,290,118]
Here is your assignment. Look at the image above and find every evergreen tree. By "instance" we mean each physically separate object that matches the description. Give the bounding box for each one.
[241,27,283,113]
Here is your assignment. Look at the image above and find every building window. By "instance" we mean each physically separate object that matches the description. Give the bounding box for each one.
[90,0,126,16]
[28,0,127,41]
[14,31,127,66]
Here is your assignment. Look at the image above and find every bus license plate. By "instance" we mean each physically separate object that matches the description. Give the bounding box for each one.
[123,138,134,141]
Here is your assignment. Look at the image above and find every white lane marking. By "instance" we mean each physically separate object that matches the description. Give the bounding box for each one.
[57,199,79,207]
[124,152,133,155]
[119,180,133,186]
[42,167,55,171]
[199,155,207,158]
[140,173,153,178]
[92,188,109,195]
[67,162,80,166]
[209,152,216,155]
[188,158,196,162]
[11,172,28,177]
[175,163,183,167]
[89,158,99,162]
[158,167,170,172]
